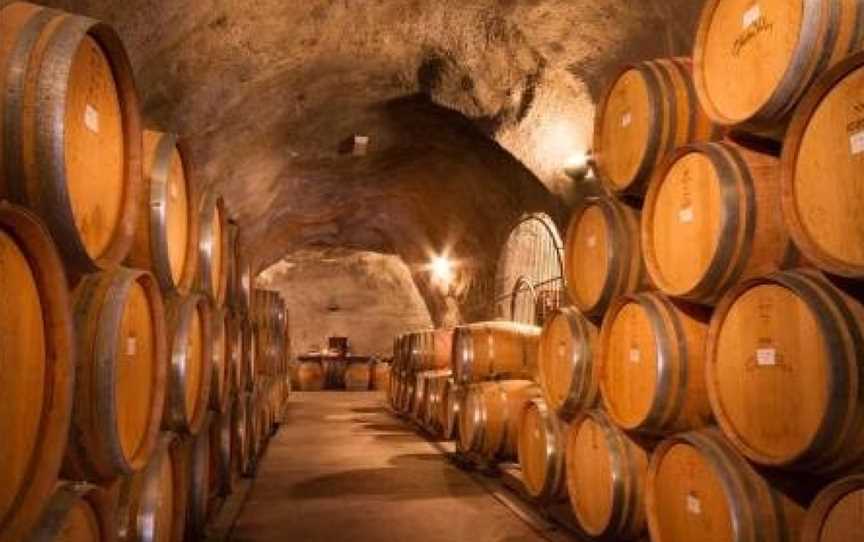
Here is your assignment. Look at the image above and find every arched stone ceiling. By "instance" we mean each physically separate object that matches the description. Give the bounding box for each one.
[2,0,706,324]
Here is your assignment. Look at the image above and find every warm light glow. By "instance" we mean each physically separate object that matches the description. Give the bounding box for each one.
[565,152,588,171]
[430,255,453,284]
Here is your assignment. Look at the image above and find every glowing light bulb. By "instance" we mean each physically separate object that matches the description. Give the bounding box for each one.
[430,255,453,284]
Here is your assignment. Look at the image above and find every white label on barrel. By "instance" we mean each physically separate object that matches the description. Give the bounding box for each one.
[126,337,137,356]
[849,130,864,155]
[84,104,100,133]
[687,494,702,515]
[621,111,632,128]
[743,4,761,28]
[679,207,694,224]
[587,235,597,248]
[756,348,776,367]
[629,348,640,363]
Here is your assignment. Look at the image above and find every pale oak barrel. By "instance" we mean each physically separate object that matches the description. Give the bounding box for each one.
[297,361,325,391]
[643,141,796,304]
[344,361,371,391]
[694,0,864,131]
[595,57,720,194]
[802,474,864,542]
[565,410,650,540]
[537,307,599,420]
[64,267,167,482]
[459,380,541,461]
[564,197,649,320]
[128,131,199,295]
[27,484,112,542]
[116,433,188,542]
[646,429,806,542]
[0,204,74,542]
[162,294,212,436]
[707,269,864,473]
[517,398,568,502]
[599,292,713,435]
[198,193,229,307]
[0,2,143,275]
[452,321,541,383]
[781,51,864,278]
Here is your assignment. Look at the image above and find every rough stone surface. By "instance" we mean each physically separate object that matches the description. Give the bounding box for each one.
[2,0,707,325]
[257,249,433,357]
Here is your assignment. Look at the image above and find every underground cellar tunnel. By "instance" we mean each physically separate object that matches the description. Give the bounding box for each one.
[1,0,864,541]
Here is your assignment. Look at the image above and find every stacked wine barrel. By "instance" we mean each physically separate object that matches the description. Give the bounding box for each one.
[533,2,864,541]
[0,3,291,541]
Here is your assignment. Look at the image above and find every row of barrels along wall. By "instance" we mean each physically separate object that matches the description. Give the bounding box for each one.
[390,1,864,539]
[0,3,292,541]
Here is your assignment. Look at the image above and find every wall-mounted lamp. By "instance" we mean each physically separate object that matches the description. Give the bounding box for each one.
[564,150,594,181]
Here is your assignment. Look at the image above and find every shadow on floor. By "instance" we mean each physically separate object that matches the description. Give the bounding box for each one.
[279,467,487,500]
[358,423,413,433]
[387,453,445,466]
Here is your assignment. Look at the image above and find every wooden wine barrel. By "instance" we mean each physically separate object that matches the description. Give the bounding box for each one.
[209,308,231,413]
[233,240,252,317]
[128,130,199,295]
[116,433,188,542]
[643,141,795,304]
[707,269,864,473]
[27,483,113,542]
[412,328,454,371]
[421,371,451,430]
[231,395,250,483]
[64,267,167,482]
[211,408,233,498]
[646,429,806,542]
[440,378,463,441]
[344,362,371,391]
[0,204,74,541]
[517,398,568,502]
[297,361,325,391]
[459,380,541,460]
[162,294,213,436]
[242,320,257,391]
[565,410,650,540]
[564,197,649,320]
[198,193,229,307]
[803,474,864,542]
[226,312,243,395]
[412,372,428,422]
[0,2,143,275]
[187,415,211,541]
[781,52,864,278]
[595,57,720,194]
[404,375,417,415]
[537,307,599,420]
[371,361,391,391]
[693,0,864,131]
[599,292,712,435]
[452,321,541,383]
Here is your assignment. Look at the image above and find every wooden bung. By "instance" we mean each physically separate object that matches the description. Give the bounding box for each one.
[565,410,651,541]
[646,429,806,542]
[642,140,796,304]
[0,2,143,275]
[781,51,864,278]
[693,0,864,132]
[0,203,74,542]
[707,269,864,474]
[452,321,541,383]
[517,398,568,502]
[128,130,199,295]
[599,292,713,435]
[537,307,600,420]
[595,57,720,194]
[65,267,167,482]
[116,433,188,542]
[162,294,213,436]
[459,380,541,461]
[27,483,113,542]
[564,197,650,320]
[802,474,864,542]
[198,193,229,307]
